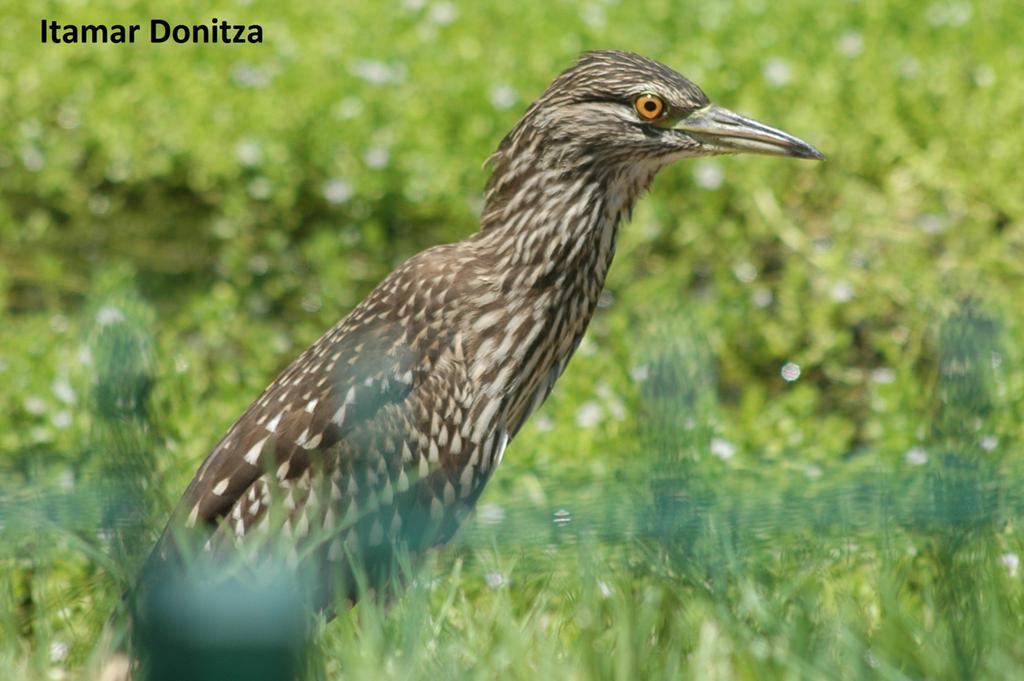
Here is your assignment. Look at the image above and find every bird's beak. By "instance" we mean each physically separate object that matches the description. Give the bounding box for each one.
[673,104,825,160]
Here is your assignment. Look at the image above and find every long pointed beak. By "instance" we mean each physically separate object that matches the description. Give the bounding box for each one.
[674,104,825,160]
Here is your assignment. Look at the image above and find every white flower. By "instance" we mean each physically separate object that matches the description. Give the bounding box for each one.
[899,57,920,80]
[830,280,854,303]
[96,306,124,326]
[428,2,458,25]
[630,365,650,383]
[575,401,602,428]
[693,160,724,190]
[580,4,606,28]
[49,640,69,663]
[52,378,75,404]
[837,31,864,57]
[710,437,736,461]
[333,97,363,119]
[533,414,554,432]
[905,447,928,466]
[733,261,757,284]
[247,177,272,200]
[235,139,262,166]
[364,147,390,169]
[349,59,404,85]
[21,146,44,171]
[780,362,801,382]
[489,85,517,111]
[974,65,996,88]
[752,288,773,308]
[871,368,896,384]
[24,396,47,416]
[322,178,353,205]
[1001,553,1019,578]
[763,58,792,87]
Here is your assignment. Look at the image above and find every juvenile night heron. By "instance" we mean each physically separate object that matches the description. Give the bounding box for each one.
[144,50,822,607]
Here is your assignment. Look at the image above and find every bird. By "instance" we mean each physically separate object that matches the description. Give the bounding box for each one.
[140,50,823,610]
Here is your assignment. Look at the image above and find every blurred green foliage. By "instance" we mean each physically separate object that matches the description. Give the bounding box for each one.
[2,0,1024,678]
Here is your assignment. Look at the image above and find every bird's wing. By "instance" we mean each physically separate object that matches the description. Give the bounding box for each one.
[153,312,429,558]
[146,249,500,606]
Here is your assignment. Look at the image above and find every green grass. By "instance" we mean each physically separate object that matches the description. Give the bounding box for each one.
[2,0,1024,678]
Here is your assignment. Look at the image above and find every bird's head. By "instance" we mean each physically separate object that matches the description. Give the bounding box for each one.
[489,50,823,186]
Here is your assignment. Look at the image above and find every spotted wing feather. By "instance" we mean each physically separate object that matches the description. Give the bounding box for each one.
[149,252,499,607]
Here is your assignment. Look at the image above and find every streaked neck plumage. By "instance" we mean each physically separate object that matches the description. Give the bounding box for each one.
[462,131,662,435]
[475,132,660,295]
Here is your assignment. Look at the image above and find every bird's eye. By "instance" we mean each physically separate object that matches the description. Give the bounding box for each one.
[634,94,665,120]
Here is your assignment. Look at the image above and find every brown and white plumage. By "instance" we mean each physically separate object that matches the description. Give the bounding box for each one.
[144,50,822,607]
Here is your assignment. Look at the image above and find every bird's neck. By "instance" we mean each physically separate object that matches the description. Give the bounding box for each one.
[461,159,657,437]
[476,156,657,297]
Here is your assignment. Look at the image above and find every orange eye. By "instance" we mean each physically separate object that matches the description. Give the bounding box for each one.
[635,94,665,120]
